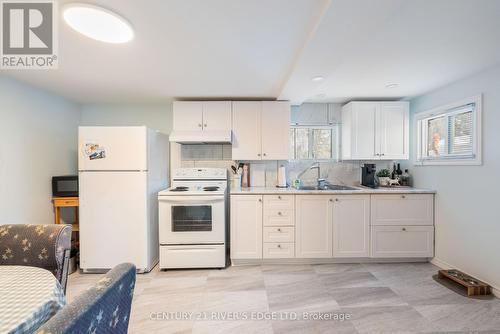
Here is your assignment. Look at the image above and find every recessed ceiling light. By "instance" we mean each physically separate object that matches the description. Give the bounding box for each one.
[311,76,324,82]
[63,3,134,44]
[385,83,399,89]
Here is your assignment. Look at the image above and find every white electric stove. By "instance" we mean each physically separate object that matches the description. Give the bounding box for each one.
[158,168,228,269]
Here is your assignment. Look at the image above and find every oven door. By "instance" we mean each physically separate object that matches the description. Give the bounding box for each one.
[159,195,225,244]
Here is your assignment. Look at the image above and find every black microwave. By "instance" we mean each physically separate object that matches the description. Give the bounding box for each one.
[52,175,79,197]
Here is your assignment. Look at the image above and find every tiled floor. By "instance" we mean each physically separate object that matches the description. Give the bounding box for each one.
[67,263,500,333]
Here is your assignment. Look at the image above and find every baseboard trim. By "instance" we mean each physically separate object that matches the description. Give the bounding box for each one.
[431,257,500,298]
[232,257,431,266]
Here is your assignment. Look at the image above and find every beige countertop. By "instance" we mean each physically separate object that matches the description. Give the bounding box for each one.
[230,186,436,195]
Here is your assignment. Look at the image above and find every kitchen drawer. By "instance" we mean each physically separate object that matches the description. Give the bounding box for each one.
[263,226,295,243]
[263,208,294,226]
[371,226,434,258]
[263,242,295,258]
[371,194,434,226]
[159,245,226,269]
[263,195,294,210]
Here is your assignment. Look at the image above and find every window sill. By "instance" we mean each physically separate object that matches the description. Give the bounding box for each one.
[414,158,482,166]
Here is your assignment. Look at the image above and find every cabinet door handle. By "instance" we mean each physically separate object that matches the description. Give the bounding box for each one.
[278,196,281,200]
[329,199,333,202]
[204,124,207,127]
[401,195,406,199]
[402,227,407,231]
[278,211,282,216]
[277,228,281,232]
[381,153,385,156]
[277,244,281,248]
[198,124,202,127]
[263,153,267,157]
[258,198,262,202]
[335,198,339,202]
[257,153,261,157]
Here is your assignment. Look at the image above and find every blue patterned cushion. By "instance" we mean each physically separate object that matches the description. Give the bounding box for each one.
[0,224,71,283]
[36,263,136,334]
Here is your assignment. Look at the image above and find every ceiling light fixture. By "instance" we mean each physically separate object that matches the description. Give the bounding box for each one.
[385,83,399,89]
[311,76,324,82]
[63,3,134,43]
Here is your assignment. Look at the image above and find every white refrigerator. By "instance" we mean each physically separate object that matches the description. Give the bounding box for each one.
[78,126,169,273]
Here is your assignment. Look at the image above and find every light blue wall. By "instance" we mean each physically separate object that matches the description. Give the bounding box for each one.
[409,64,500,290]
[80,104,172,135]
[0,77,81,225]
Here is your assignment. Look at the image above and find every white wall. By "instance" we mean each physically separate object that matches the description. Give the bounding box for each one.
[0,77,80,225]
[409,64,500,291]
[80,103,172,135]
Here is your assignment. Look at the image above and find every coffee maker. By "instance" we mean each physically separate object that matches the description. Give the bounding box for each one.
[361,164,377,188]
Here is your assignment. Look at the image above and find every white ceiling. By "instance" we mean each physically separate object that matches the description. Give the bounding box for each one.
[3,0,500,104]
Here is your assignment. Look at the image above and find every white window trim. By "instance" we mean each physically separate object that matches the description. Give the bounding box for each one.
[290,125,339,161]
[414,94,482,166]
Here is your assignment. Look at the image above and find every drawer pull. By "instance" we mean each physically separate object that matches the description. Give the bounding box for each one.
[277,244,281,248]
[402,227,407,231]
[258,198,262,202]
[278,211,282,216]
[329,199,333,202]
[277,228,282,232]
[278,196,282,200]
[401,195,406,199]
[335,198,339,202]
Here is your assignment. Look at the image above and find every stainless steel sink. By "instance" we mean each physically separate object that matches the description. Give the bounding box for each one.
[297,184,359,191]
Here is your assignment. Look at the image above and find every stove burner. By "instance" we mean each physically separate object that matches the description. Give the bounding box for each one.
[170,186,189,192]
[203,186,219,192]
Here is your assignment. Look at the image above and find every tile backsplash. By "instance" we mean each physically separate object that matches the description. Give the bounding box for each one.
[177,144,368,187]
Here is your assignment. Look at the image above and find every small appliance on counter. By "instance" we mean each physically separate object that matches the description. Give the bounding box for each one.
[361,164,377,188]
[52,175,79,197]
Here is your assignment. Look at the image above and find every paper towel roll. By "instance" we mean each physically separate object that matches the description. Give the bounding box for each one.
[277,165,287,188]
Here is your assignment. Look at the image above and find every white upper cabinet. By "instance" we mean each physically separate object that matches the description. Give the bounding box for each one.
[173,101,203,132]
[202,101,232,131]
[173,101,231,132]
[232,101,290,160]
[261,101,290,160]
[378,102,409,160]
[232,101,262,160]
[342,101,409,160]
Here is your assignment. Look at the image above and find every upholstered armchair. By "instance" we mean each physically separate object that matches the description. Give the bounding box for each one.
[36,263,136,334]
[0,224,72,291]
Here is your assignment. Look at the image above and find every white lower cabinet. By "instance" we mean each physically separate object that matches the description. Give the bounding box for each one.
[263,226,294,243]
[371,194,433,226]
[230,195,263,259]
[295,195,333,258]
[263,243,295,258]
[332,195,370,258]
[371,225,434,258]
[231,193,434,261]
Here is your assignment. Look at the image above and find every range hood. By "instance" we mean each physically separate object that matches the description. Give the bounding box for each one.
[169,130,232,144]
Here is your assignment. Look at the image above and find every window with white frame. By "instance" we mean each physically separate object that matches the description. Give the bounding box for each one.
[415,95,481,165]
[289,125,339,160]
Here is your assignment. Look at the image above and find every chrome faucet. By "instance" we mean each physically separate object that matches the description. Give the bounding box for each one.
[296,162,326,189]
